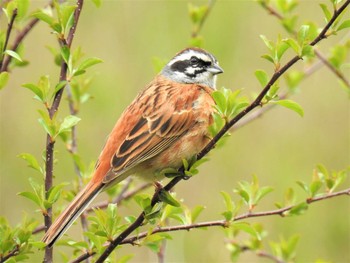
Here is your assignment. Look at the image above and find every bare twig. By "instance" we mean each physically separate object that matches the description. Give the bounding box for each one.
[93,1,350,262]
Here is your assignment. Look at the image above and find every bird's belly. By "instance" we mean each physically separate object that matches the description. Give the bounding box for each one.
[133,129,210,182]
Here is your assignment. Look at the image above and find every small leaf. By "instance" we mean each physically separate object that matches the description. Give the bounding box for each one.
[320,4,332,22]
[212,90,227,114]
[17,153,43,173]
[260,35,274,51]
[297,25,310,44]
[296,181,309,194]
[4,50,23,62]
[272,99,304,117]
[337,20,350,31]
[287,202,308,216]
[77,57,103,71]
[0,72,9,90]
[91,0,102,7]
[283,38,301,55]
[159,190,180,207]
[261,54,275,64]
[191,205,205,223]
[60,45,70,65]
[234,222,261,240]
[255,70,269,87]
[32,11,54,26]
[309,181,322,197]
[58,115,81,135]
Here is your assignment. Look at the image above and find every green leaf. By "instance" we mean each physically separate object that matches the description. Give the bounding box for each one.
[17,0,29,19]
[47,183,68,205]
[297,25,310,44]
[255,70,269,87]
[283,38,301,55]
[191,205,205,223]
[254,186,274,204]
[18,191,41,207]
[91,0,102,7]
[320,4,332,22]
[260,35,274,51]
[17,153,43,173]
[0,72,9,90]
[261,54,275,64]
[337,20,350,31]
[159,190,180,207]
[61,45,70,65]
[58,115,81,135]
[233,222,261,240]
[38,109,57,138]
[22,83,44,101]
[4,50,23,62]
[32,11,54,26]
[77,57,103,71]
[309,180,322,198]
[212,90,227,114]
[272,99,304,117]
[287,202,308,216]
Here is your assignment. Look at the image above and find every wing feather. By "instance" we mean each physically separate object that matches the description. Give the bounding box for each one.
[102,79,202,184]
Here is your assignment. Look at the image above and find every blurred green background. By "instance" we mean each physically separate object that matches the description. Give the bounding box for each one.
[0,0,349,262]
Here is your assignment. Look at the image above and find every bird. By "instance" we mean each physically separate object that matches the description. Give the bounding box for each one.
[42,47,223,247]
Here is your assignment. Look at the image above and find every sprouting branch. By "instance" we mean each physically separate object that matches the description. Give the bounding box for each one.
[260,1,350,90]
[43,1,84,262]
[71,187,350,263]
[93,1,350,261]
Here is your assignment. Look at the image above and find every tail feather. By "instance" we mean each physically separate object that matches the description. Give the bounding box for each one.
[42,182,104,247]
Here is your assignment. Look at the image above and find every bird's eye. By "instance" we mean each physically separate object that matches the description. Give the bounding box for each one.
[190,56,199,65]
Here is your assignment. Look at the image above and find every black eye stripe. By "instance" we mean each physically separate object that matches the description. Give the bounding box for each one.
[171,57,211,73]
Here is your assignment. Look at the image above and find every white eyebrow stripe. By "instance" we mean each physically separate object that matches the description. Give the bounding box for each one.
[169,50,212,65]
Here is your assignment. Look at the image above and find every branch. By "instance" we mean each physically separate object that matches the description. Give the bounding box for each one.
[72,188,350,263]
[44,1,84,262]
[49,0,84,117]
[261,1,350,90]
[0,8,17,72]
[94,3,350,261]
[191,0,216,38]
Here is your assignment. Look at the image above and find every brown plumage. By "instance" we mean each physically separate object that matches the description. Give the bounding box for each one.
[42,48,223,247]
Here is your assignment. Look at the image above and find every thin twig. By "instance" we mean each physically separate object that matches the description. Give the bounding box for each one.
[72,188,350,263]
[93,1,350,261]
[0,8,17,72]
[44,1,84,262]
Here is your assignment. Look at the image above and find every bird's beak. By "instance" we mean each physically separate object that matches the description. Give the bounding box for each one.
[208,63,224,75]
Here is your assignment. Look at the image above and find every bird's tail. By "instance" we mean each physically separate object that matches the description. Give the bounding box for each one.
[42,181,104,247]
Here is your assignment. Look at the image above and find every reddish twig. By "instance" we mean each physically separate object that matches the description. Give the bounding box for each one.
[71,187,350,263]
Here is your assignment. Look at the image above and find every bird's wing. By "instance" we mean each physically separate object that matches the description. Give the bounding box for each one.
[102,80,201,184]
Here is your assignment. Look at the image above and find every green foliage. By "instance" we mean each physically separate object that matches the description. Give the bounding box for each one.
[260,34,289,69]
[271,99,304,117]
[0,216,41,262]
[297,165,348,198]
[269,235,300,262]
[234,175,274,211]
